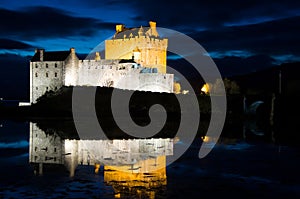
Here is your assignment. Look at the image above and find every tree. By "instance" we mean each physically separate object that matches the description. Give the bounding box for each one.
[224,78,240,94]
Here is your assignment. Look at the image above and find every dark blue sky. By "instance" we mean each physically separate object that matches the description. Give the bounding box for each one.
[0,0,300,99]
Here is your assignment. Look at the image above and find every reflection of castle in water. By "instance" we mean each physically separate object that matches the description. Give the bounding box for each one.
[29,123,174,198]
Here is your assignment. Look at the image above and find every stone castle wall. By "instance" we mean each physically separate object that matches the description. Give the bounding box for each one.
[30,57,173,103]
[105,36,167,73]
[30,61,65,103]
[75,60,173,92]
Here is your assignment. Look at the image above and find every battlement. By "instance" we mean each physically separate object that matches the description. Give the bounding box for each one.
[114,21,160,38]
[106,36,168,49]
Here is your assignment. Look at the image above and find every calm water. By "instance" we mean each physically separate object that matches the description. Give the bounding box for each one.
[0,119,299,199]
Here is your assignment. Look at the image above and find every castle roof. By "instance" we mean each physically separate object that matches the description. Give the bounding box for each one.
[113,26,160,39]
[31,50,71,62]
[119,59,136,63]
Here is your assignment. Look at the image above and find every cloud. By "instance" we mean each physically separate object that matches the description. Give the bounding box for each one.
[0,140,29,149]
[168,53,276,79]
[0,38,34,50]
[191,16,300,57]
[213,54,276,76]
[0,6,116,40]
[107,0,300,64]
[128,0,300,29]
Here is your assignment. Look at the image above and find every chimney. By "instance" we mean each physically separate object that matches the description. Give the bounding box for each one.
[149,21,159,37]
[116,24,124,33]
[149,21,156,28]
[70,47,75,55]
[39,49,44,61]
[95,52,101,61]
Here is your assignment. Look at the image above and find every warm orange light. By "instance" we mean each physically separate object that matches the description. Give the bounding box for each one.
[173,82,181,94]
[201,83,210,94]
[105,21,168,73]
[104,156,167,197]
[95,163,100,174]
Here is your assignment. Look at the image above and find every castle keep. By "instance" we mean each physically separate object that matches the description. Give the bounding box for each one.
[106,21,167,73]
[30,21,173,103]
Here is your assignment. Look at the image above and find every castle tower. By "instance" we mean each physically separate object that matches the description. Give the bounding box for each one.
[105,21,168,73]
[132,46,141,64]
[64,48,79,86]
[30,49,69,103]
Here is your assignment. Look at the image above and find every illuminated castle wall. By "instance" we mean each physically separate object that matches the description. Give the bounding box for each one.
[105,21,168,73]
[29,21,173,103]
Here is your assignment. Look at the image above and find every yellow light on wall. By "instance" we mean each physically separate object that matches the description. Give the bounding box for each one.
[95,163,100,174]
[201,83,210,94]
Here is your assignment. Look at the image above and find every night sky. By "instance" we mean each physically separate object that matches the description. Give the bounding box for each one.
[0,0,300,100]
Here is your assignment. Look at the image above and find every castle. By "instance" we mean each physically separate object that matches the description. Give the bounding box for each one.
[29,21,174,103]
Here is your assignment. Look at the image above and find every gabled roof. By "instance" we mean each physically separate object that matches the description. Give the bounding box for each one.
[31,51,71,62]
